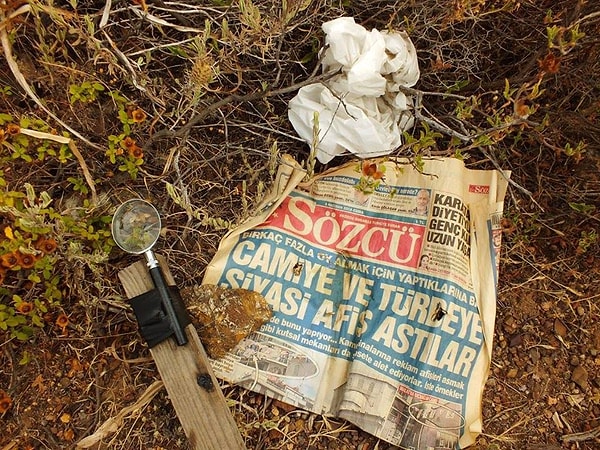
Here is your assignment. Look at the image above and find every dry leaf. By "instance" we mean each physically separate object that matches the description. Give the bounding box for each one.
[63,428,75,441]
[31,374,46,393]
[571,365,588,390]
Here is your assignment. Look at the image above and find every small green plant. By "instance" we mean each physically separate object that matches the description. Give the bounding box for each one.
[69,80,105,104]
[547,23,585,54]
[354,160,386,196]
[577,230,598,255]
[105,91,146,179]
[454,95,479,120]
[238,0,263,33]
[402,123,442,155]
[67,176,90,195]
[280,0,312,26]
[0,183,114,342]
[563,141,586,162]
[0,115,72,164]
[569,202,596,215]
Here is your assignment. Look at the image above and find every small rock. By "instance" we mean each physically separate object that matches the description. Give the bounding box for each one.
[570,355,580,366]
[577,306,585,316]
[503,315,518,333]
[571,365,589,390]
[507,368,519,378]
[554,319,568,338]
[594,329,600,349]
[541,301,553,311]
[509,333,523,347]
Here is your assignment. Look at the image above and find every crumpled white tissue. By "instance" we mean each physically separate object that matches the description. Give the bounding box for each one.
[288,17,420,164]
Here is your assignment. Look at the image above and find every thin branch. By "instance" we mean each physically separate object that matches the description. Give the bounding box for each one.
[130,6,203,33]
[479,145,544,212]
[144,68,341,150]
[572,10,600,27]
[415,107,472,142]
[563,425,600,442]
[409,88,472,141]
[398,85,469,101]
[101,29,146,92]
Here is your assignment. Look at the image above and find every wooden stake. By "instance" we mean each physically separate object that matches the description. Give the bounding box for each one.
[118,258,246,450]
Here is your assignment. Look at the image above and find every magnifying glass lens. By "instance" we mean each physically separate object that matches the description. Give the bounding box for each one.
[112,199,161,254]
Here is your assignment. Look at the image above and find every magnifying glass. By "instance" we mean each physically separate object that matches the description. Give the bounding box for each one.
[112,199,188,346]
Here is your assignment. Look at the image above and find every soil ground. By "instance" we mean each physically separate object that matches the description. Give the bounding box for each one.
[1,1,599,449]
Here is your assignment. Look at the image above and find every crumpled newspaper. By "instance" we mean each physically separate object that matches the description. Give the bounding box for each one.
[288,17,419,164]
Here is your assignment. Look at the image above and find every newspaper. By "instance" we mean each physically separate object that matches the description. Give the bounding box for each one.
[203,155,509,449]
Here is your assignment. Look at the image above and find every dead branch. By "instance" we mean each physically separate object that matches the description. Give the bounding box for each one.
[562,425,600,443]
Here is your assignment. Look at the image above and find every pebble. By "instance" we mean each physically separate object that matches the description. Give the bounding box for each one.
[571,365,589,390]
[509,333,523,347]
[530,348,540,363]
[554,319,568,337]
[503,315,518,333]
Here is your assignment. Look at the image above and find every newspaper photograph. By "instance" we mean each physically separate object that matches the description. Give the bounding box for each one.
[203,155,510,449]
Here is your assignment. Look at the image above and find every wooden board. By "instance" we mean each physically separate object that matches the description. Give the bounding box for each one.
[118,258,246,450]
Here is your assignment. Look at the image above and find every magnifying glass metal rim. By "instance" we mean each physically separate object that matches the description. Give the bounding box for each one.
[111,198,162,255]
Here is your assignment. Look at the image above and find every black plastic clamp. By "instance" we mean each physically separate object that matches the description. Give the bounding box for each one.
[129,286,191,348]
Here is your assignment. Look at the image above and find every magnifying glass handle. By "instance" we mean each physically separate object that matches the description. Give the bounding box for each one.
[145,251,188,346]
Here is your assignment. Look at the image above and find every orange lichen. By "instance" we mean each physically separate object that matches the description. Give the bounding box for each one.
[56,314,69,330]
[361,161,377,176]
[538,52,561,74]
[15,250,37,269]
[360,161,385,180]
[0,391,12,414]
[130,108,147,123]
[1,252,18,268]
[35,237,58,254]
[6,123,20,135]
[16,301,34,314]
[122,136,136,148]
[129,145,143,159]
